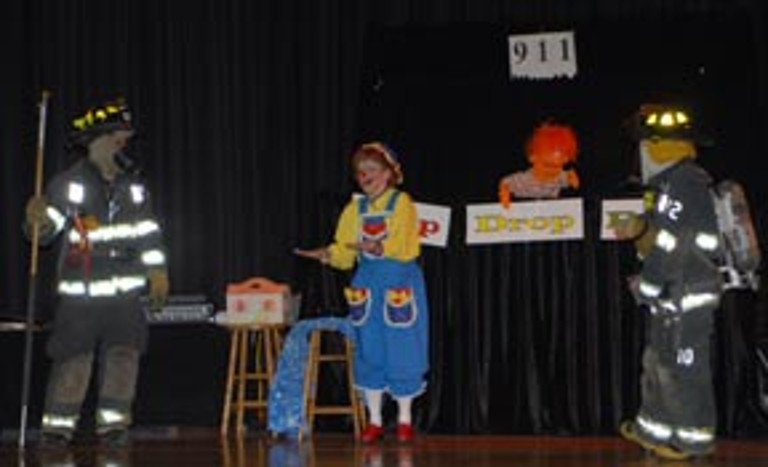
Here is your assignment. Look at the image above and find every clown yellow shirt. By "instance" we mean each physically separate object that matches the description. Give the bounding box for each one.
[327,188,420,270]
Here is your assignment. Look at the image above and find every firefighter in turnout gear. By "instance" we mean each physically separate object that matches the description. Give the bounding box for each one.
[617,104,723,460]
[24,98,169,448]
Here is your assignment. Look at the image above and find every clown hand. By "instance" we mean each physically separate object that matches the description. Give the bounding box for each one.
[345,240,383,256]
[294,247,330,264]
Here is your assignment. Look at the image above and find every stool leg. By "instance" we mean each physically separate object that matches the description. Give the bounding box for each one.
[358,390,367,429]
[272,327,284,358]
[265,329,275,383]
[299,331,311,443]
[221,329,240,436]
[252,330,264,422]
[260,329,275,423]
[304,331,322,438]
[235,329,249,434]
[309,331,323,430]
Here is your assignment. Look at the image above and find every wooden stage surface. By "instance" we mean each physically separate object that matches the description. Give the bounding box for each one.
[2,429,768,466]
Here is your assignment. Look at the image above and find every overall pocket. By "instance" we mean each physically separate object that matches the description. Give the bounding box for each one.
[384,287,417,327]
[344,286,371,326]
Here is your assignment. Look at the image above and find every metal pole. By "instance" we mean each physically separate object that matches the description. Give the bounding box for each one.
[19,90,51,450]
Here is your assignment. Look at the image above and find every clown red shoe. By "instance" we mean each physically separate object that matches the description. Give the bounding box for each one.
[360,424,384,443]
[396,423,415,442]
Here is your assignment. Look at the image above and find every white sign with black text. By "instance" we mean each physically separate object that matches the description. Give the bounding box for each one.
[415,202,451,248]
[465,198,584,244]
[508,30,577,80]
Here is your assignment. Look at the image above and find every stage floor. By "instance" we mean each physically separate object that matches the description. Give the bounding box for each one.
[2,429,768,466]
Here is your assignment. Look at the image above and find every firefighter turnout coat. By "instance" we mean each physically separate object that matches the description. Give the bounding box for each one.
[38,157,167,357]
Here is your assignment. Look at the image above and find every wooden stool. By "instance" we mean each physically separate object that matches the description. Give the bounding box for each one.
[220,323,286,436]
[300,328,365,440]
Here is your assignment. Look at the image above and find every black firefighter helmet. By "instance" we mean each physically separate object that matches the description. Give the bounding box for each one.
[67,98,134,148]
[629,103,713,146]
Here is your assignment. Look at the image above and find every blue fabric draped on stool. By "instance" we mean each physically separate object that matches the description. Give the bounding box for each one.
[268,316,357,438]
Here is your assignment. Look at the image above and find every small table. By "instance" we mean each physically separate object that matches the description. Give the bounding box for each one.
[218,321,288,436]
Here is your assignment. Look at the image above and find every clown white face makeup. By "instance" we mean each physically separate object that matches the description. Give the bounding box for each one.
[356,158,392,198]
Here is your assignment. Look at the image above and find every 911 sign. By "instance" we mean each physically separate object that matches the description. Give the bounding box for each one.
[508,30,577,80]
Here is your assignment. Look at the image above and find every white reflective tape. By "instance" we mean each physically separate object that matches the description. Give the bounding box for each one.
[656,193,671,214]
[658,300,678,313]
[58,281,87,295]
[677,347,695,366]
[681,293,719,312]
[46,206,67,231]
[67,220,160,244]
[68,229,84,244]
[637,415,672,440]
[42,414,77,429]
[639,280,662,298]
[655,228,678,252]
[58,276,147,297]
[656,194,683,220]
[695,232,719,251]
[130,184,146,204]
[141,249,166,266]
[677,427,714,444]
[98,408,127,425]
[134,220,160,235]
[67,182,85,204]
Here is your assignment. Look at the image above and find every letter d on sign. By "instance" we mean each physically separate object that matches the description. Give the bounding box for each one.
[475,215,508,233]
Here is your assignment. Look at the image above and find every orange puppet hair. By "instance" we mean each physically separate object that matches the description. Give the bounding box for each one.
[525,122,579,164]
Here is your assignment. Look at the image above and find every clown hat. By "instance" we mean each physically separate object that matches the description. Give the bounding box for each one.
[353,141,404,185]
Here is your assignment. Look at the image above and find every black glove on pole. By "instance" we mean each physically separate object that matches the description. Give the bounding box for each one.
[19,90,51,450]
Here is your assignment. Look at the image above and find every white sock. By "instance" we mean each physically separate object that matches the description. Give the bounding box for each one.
[396,396,412,425]
[365,389,383,426]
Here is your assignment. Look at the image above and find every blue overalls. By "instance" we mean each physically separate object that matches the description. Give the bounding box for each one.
[345,191,429,397]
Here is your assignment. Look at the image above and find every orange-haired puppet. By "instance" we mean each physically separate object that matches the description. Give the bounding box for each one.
[498,122,580,207]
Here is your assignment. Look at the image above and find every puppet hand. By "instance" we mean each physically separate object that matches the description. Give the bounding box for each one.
[566,170,580,190]
[498,178,512,209]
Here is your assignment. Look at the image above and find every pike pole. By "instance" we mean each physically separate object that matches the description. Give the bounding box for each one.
[19,90,51,449]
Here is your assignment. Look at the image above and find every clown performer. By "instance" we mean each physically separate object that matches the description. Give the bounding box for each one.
[616,103,723,460]
[295,142,429,443]
[498,121,580,207]
[24,98,169,448]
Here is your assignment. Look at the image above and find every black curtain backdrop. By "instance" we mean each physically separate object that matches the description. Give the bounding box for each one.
[2,0,768,437]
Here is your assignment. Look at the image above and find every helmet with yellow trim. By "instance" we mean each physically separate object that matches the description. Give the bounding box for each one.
[632,103,712,146]
[67,98,134,147]
[631,103,712,182]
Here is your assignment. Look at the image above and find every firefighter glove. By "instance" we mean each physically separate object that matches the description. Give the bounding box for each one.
[147,269,170,310]
[25,195,54,233]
